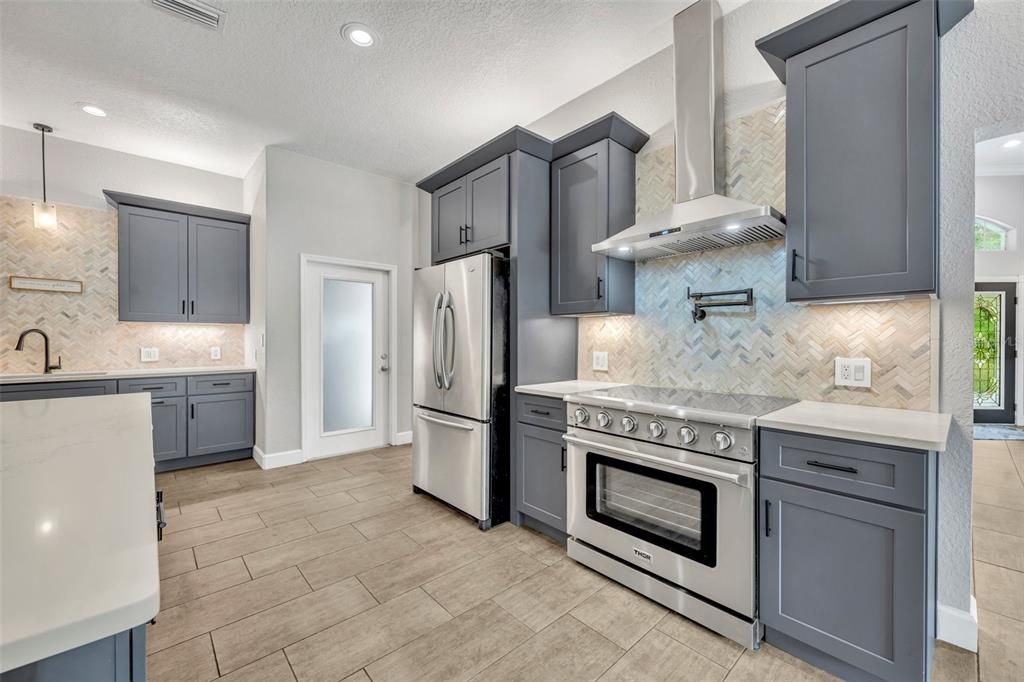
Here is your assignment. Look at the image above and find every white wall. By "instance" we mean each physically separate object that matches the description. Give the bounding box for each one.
[1,125,242,211]
[243,150,269,452]
[939,0,1024,639]
[260,147,419,457]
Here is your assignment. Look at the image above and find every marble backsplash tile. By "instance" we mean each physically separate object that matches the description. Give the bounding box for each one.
[1,196,246,373]
[577,101,932,410]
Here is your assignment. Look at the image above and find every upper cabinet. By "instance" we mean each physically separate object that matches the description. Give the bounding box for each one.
[106,191,250,324]
[431,155,510,263]
[756,0,964,303]
[549,114,647,316]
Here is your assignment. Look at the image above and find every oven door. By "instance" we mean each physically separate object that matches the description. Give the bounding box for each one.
[565,430,755,618]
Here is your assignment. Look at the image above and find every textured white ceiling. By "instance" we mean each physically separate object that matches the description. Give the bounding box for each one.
[976,131,1024,176]
[1,0,712,181]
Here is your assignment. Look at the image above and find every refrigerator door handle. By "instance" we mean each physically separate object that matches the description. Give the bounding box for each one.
[417,412,475,431]
[431,292,443,388]
[441,290,455,390]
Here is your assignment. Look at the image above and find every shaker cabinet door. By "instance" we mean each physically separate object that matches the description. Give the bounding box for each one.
[188,216,249,323]
[151,397,188,462]
[515,424,567,532]
[786,0,936,301]
[465,155,510,251]
[188,392,254,457]
[118,206,189,321]
[431,177,468,264]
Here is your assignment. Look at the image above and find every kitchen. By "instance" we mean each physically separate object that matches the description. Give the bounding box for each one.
[1,1,1021,681]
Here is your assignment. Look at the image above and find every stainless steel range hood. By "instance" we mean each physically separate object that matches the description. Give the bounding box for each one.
[592,0,785,262]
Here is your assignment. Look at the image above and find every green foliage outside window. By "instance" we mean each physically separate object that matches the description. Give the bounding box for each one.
[974,292,1002,407]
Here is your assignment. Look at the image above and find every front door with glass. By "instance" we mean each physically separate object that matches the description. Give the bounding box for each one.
[974,282,1017,424]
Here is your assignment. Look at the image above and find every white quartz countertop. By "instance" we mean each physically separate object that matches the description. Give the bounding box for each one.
[758,400,953,452]
[0,365,255,385]
[0,393,160,672]
[515,381,629,399]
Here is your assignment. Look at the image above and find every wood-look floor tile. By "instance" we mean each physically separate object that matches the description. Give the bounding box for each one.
[974,503,1024,538]
[366,600,533,682]
[259,491,358,526]
[601,628,727,681]
[974,528,1024,572]
[306,471,389,497]
[571,582,667,650]
[510,527,567,565]
[401,514,479,548]
[975,560,1024,621]
[423,546,545,616]
[160,557,251,609]
[160,476,245,503]
[473,614,623,682]
[163,507,223,535]
[344,459,412,477]
[159,515,265,556]
[244,524,366,578]
[160,548,197,580]
[306,495,411,531]
[357,542,482,602]
[1011,449,1024,479]
[217,487,318,520]
[340,671,370,682]
[349,478,412,502]
[207,463,320,489]
[351,500,450,539]
[217,651,296,682]
[284,588,452,682]
[493,558,608,632]
[299,532,421,590]
[973,485,1024,512]
[979,607,1024,682]
[177,484,287,514]
[975,468,1024,491]
[148,567,310,654]
[212,577,377,674]
[146,634,219,682]
[376,446,412,459]
[654,612,744,669]
[931,641,978,682]
[725,644,838,681]
[194,518,315,568]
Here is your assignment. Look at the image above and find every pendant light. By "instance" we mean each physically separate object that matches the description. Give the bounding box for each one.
[32,123,57,229]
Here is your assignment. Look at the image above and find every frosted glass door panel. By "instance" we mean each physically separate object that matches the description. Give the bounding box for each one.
[322,279,374,433]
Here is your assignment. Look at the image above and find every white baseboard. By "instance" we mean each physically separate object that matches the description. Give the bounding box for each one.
[392,431,412,445]
[253,446,304,470]
[936,596,978,652]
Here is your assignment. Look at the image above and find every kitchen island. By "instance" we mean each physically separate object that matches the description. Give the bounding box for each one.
[0,393,159,681]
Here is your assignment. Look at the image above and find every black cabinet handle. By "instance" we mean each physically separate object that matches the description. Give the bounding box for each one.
[156,490,167,542]
[561,446,567,472]
[529,409,551,416]
[190,300,195,315]
[806,460,859,475]
[151,400,165,405]
[459,225,465,245]
[142,386,162,391]
[791,249,799,282]
[211,382,231,386]
[190,404,195,419]
[181,300,186,315]
[597,276,604,299]
[764,499,772,537]
[465,224,472,242]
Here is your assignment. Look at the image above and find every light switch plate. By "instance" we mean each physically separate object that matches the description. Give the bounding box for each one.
[140,347,159,363]
[593,351,609,372]
[210,346,221,360]
[835,357,871,388]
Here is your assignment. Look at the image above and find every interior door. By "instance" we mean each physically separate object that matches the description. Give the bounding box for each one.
[302,260,390,459]
[413,265,446,412]
[441,253,491,421]
[975,282,1018,424]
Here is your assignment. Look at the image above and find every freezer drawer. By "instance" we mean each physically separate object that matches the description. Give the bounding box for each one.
[413,408,489,521]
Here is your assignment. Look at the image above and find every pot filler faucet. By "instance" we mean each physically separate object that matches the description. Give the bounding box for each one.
[15,328,62,374]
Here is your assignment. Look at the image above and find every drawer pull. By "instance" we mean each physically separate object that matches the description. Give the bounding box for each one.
[806,460,859,475]
[529,409,551,416]
[211,382,231,386]
[141,385,163,390]
[561,445,567,472]
[765,499,772,537]
[151,400,165,405]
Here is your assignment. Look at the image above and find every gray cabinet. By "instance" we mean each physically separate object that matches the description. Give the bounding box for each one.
[188,216,249,323]
[0,380,118,402]
[188,392,255,457]
[550,138,636,315]
[784,0,937,301]
[516,422,567,532]
[0,624,145,682]
[151,396,188,461]
[430,155,510,264]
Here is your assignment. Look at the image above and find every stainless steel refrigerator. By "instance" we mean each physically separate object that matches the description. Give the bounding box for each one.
[412,252,508,529]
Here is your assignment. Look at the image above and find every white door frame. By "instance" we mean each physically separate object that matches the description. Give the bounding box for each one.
[299,253,399,460]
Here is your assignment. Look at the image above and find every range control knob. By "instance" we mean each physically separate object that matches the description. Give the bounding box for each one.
[597,412,612,428]
[679,425,698,444]
[648,420,666,438]
[713,431,734,451]
[621,415,638,433]
[573,407,590,424]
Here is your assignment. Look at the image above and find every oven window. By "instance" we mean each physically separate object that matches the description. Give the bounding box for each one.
[586,453,717,567]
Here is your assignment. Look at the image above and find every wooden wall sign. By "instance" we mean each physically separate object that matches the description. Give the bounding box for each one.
[9,276,84,294]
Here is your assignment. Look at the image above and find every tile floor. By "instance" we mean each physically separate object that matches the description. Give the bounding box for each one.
[147,442,1013,682]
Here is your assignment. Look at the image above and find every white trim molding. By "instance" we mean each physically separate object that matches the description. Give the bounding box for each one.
[253,446,304,470]
[936,596,978,652]
[392,431,412,445]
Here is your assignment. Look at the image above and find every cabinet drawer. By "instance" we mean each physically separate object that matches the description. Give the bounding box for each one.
[118,377,186,397]
[516,394,566,430]
[760,429,927,509]
[187,373,254,395]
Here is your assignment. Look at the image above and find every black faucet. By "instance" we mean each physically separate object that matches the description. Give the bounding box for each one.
[14,329,62,374]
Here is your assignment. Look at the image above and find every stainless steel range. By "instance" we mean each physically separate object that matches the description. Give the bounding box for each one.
[563,386,796,648]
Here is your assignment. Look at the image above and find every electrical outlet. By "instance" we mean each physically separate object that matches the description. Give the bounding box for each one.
[593,351,609,372]
[210,346,222,360]
[140,347,159,363]
[835,357,871,388]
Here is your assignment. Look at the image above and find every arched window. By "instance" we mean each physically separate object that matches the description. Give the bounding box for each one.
[974,216,1012,252]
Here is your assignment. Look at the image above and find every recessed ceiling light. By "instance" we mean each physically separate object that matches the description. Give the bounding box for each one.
[78,102,107,117]
[1003,139,1022,149]
[341,22,375,47]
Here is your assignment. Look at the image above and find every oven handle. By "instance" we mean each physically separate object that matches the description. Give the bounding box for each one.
[562,434,749,488]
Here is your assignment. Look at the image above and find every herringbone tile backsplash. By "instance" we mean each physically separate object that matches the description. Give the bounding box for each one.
[578,102,933,410]
[1,196,246,373]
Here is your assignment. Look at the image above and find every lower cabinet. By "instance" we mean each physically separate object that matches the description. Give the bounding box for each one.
[0,624,145,682]
[188,392,255,457]
[0,380,118,402]
[515,423,567,532]
[151,397,188,461]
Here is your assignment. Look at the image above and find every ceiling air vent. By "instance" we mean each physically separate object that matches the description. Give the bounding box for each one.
[152,0,225,29]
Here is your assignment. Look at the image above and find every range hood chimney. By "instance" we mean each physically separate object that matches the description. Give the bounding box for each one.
[592,0,785,262]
